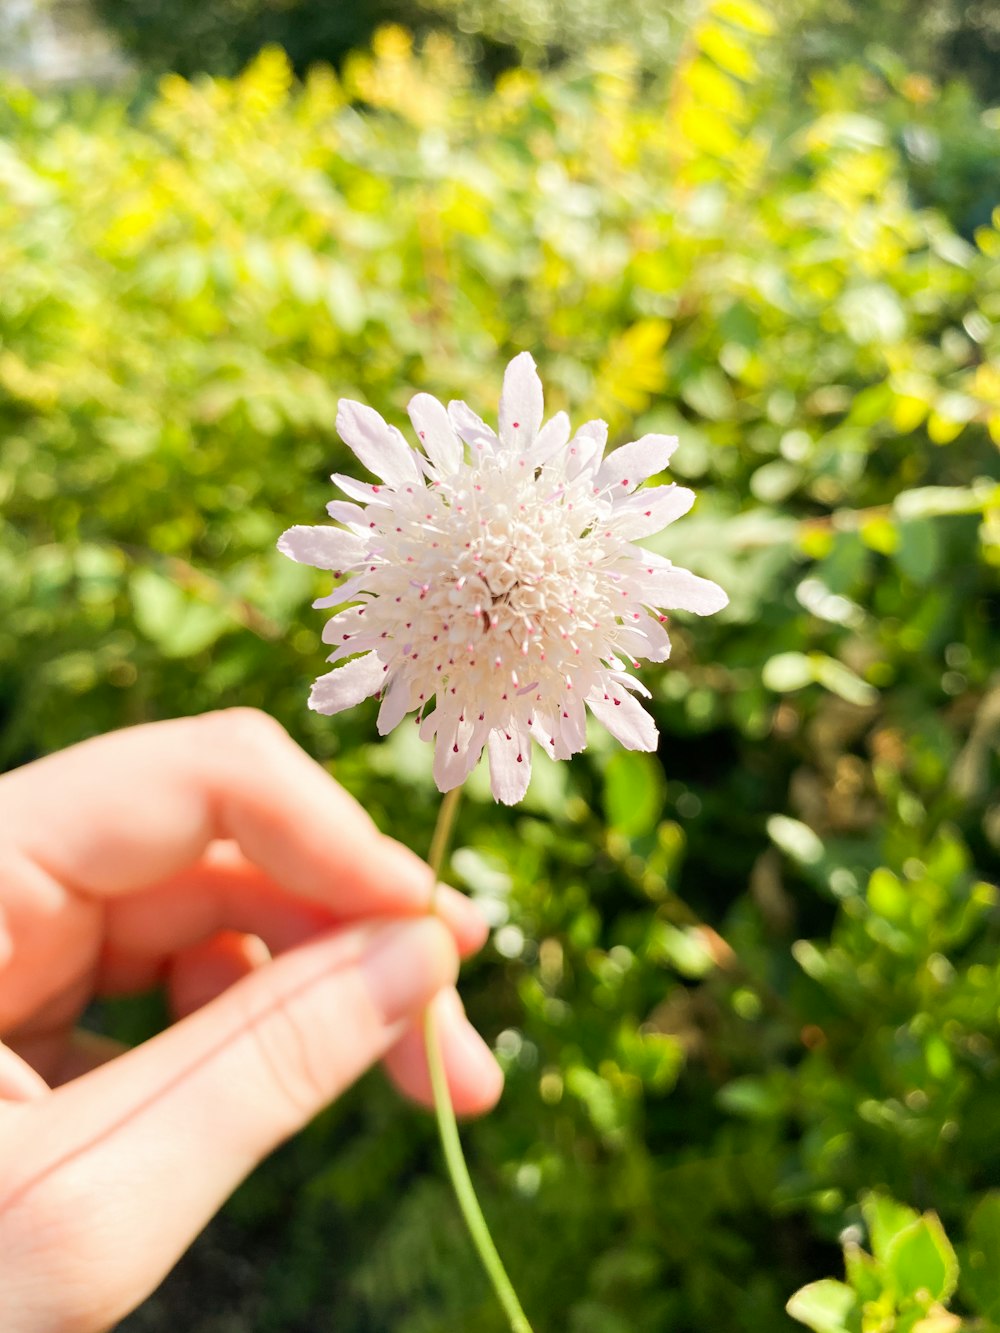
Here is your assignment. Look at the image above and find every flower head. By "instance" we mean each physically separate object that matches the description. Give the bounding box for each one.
[279,353,727,803]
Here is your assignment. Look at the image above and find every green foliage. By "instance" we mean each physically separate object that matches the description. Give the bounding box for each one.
[1,17,999,1333]
[91,0,443,79]
[787,1192,968,1332]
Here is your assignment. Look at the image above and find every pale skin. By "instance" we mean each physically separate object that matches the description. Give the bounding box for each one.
[0,709,503,1333]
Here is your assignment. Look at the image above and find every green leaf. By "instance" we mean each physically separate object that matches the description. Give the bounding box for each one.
[844,1243,883,1306]
[786,1279,857,1333]
[863,1195,921,1262]
[867,867,909,922]
[717,1073,788,1120]
[961,1193,1000,1320]
[812,656,878,707]
[894,518,942,584]
[884,1215,958,1305]
[767,814,824,866]
[603,750,665,838]
[650,921,717,978]
[130,567,231,658]
[713,0,776,35]
[894,482,999,521]
[762,651,814,692]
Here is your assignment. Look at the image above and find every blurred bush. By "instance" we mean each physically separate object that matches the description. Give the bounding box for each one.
[87,0,1000,111]
[1,10,999,1331]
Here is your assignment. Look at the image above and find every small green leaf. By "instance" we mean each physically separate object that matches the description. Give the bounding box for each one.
[812,656,878,707]
[885,1214,958,1305]
[863,1195,921,1261]
[650,921,716,978]
[786,1279,857,1333]
[713,0,776,34]
[961,1193,1000,1320]
[867,867,909,922]
[894,518,941,584]
[762,651,814,692]
[603,750,665,838]
[130,568,230,658]
[767,814,824,866]
[844,1243,882,1306]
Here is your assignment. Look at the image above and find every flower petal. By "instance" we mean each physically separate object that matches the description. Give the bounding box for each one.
[487,726,532,804]
[597,433,679,494]
[377,672,413,736]
[610,484,695,538]
[312,572,372,609]
[325,500,369,529]
[525,410,570,468]
[565,419,608,480]
[556,698,588,757]
[308,653,386,715]
[408,392,464,475]
[434,717,486,791]
[448,401,499,456]
[277,525,368,571]
[336,400,421,485]
[587,688,658,751]
[331,472,391,505]
[321,602,370,645]
[617,614,672,662]
[498,352,544,450]
[646,566,729,615]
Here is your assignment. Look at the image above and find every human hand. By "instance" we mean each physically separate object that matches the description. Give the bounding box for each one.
[0,709,502,1333]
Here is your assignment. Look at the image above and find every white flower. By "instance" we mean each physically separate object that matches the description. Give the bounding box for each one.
[279,353,727,804]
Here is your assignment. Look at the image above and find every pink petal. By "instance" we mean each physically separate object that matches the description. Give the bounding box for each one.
[277,525,367,570]
[448,401,499,455]
[525,411,570,467]
[312,572,372,609]
[321,602,370,644]
[377,673,413,735]
[556,699,588,757]
[487,726,532,804]
[609,670,652,699]
[336,400,421,485]
[325,500,368,529]
[565,419,608,480]
[408,392,464,474]
[331,473,391,505]
[308,653,385,715]
[617,615,672,663]
[498,352,544,449]
[587,688,658,751]
[610,484,695,538]
[433,718,485,792]
[645,566,729,615]
[597,433,679,493]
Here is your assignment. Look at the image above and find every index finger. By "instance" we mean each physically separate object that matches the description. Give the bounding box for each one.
[0,710,481,937]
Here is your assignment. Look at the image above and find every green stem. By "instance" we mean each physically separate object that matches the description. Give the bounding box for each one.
[425,786,534,1333]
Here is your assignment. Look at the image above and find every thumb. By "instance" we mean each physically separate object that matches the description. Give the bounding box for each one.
[0,918,457,1332]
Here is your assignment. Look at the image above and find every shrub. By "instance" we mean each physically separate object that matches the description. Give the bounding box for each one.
[1,15,998,1330]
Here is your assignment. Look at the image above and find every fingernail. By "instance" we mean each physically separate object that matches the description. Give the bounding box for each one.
[360,919,458,1024]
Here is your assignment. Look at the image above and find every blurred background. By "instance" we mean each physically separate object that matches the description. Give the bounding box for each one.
[1,1,999,1329]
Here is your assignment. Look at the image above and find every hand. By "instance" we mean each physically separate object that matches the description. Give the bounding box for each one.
[0,709,502,1333]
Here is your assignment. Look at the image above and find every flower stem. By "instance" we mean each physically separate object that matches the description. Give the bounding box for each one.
[425,786,534,1333]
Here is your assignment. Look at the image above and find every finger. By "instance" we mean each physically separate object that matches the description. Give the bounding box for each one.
[167,929,272,1019]
[57,1031,128,1084]
[100,841,488,979]
[0,1039,48,1102]
[0,918,458,1328]
[1,710,488,939]
[382,989,504,1116]
[3,968,98,1084]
